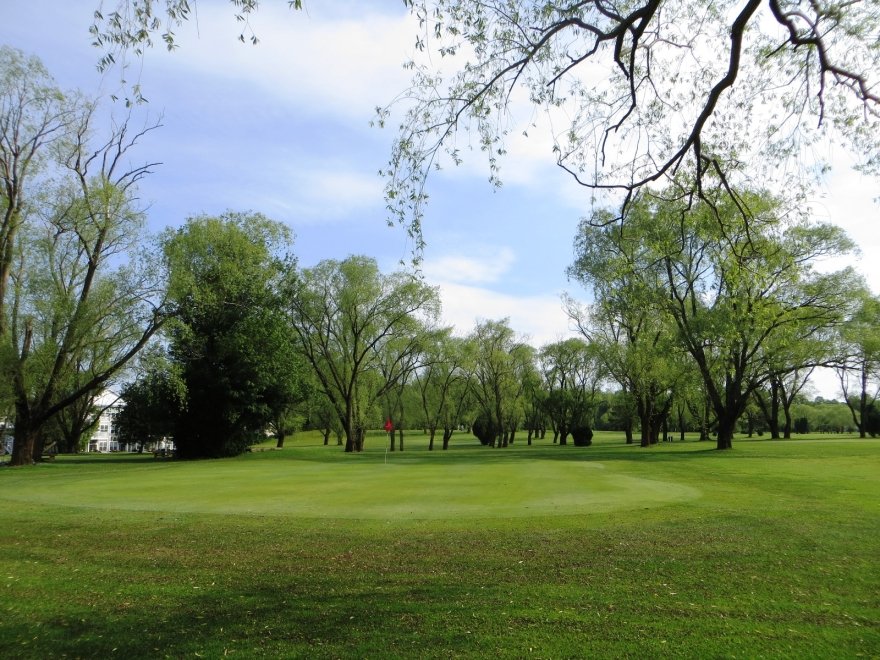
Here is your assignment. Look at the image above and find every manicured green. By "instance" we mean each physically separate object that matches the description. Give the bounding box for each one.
[1,432,878,658]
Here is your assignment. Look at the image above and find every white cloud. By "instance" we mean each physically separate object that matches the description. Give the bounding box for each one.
[152,4,417,122]
[425,279,577,347]
[421,247,516,285]
[809,163,880,293]
[285,166,384,220]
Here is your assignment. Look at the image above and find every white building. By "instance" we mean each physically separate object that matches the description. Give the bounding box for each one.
[87,391,123,453]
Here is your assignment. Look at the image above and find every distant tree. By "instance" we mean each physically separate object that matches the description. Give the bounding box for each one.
[465,319,532,448]
[414,330,470,450]
[835,291,880,438]
[379,331,429,452]
[162,212,300,458]
[566,212,687,447]
[115,357,185,452]
[539,338,602,447]
[865,403,880,438]
[305,387,344,447]
[286,255,440,452]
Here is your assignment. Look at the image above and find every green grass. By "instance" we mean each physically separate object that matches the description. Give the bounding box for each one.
[1,431,878,658]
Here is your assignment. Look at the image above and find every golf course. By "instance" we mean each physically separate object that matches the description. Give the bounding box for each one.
[2,431,878,658]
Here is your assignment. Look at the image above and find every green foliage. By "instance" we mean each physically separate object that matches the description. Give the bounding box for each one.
[1,48,165,465]
[115,355,186,451]
[471,411,498,446]
[287,255,440,452]
[866,403,880,438]
[384,1,880,251]
[572,186,858,449]
[162,212,302,458]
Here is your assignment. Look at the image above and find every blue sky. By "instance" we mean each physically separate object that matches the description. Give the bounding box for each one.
[5,0,879,397]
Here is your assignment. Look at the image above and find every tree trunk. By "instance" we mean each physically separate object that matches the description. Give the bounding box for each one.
[442,427,452,450]
[782,406,793,439]
[322,428,330,445]
[398,427,404,452]
[716,416,735,450]
[859,364,868,438]
[11,426,37,466]
[428,427,436,450]
[637,397,652,447]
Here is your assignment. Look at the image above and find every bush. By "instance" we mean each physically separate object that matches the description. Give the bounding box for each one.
[866,403,880,438]
[472,413,499,446]
[571,425,593,447]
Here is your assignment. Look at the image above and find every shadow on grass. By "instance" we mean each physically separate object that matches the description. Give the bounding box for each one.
[4,578,477,658]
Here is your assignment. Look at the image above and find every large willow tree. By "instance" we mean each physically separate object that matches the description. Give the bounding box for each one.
[570,186,858,449]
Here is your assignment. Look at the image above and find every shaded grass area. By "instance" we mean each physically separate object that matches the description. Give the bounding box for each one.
[1,433,878,658]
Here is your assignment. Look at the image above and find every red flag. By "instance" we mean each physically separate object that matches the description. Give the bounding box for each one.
[384,419,393,432]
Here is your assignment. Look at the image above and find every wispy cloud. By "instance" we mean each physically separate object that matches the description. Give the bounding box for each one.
[421,247,516,285]
[151,4,416,122]
[429,280,576,347]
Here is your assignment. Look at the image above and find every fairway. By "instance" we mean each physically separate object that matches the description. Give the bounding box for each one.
[0,439,701,519]
[2,432,879,659]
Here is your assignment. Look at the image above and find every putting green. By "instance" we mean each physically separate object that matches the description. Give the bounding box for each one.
[1,453,701,519]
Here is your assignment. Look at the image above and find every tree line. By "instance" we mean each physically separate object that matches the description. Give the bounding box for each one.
[3,40,878,465]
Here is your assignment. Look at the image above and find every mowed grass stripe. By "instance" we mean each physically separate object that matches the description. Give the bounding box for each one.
[1,433,878,658]
[0,434,702,519]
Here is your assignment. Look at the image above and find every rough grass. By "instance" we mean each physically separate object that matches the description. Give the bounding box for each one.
[1,431,878,658]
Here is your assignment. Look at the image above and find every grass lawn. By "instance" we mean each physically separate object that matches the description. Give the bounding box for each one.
[1,431,878,658]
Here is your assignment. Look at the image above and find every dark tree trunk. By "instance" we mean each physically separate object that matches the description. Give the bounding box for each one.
[716,416,736,450]
[428,427,435,451]
[11,424,37,466]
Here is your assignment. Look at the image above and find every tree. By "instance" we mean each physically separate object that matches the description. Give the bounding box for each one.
[162,212,301,458]
[89,3,879,247]
[835,291,880,438]
[539,338,602,447]
[582,187,857,449]
[286,255,440,452]
[379,331,429,452]
[0,47,72,340]
[566,212,685,448]
[115,356,185,453]
[381,1,880,249]
[413,330,470,450]
[3,66,166,465]
[465,319,531,448]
